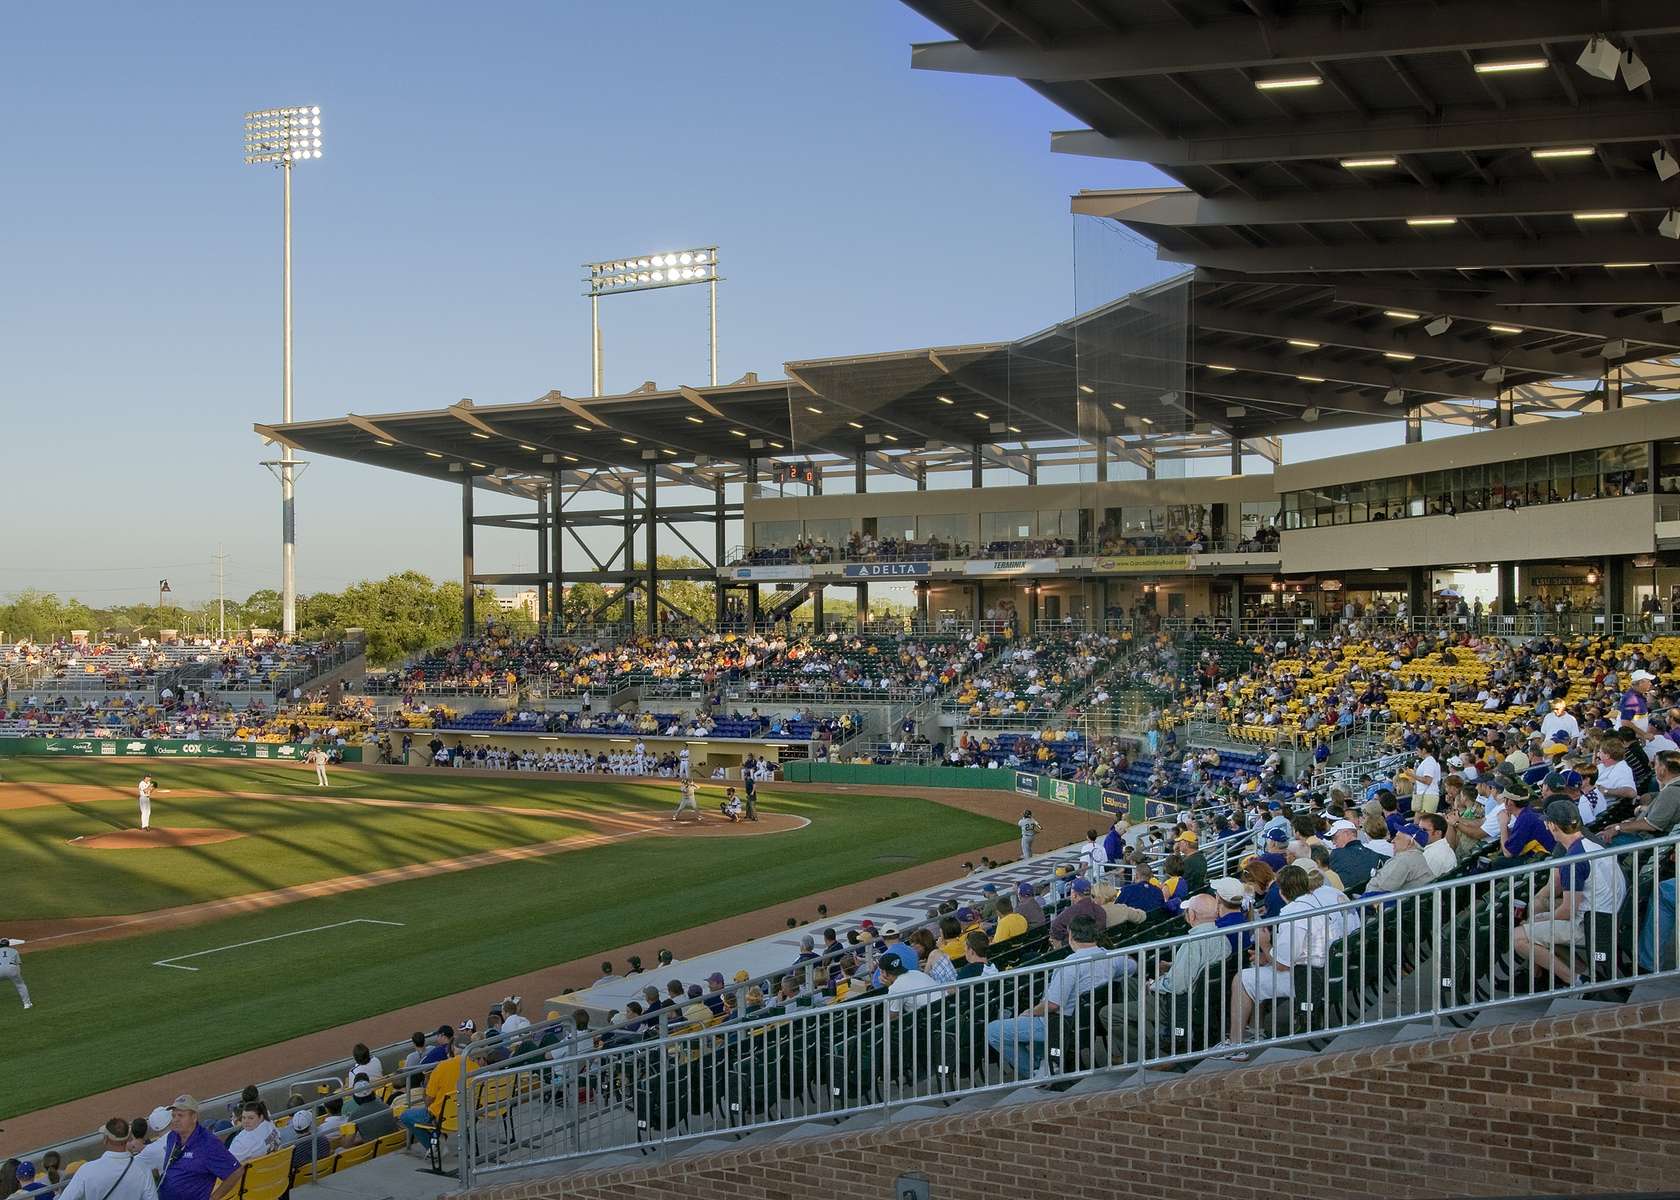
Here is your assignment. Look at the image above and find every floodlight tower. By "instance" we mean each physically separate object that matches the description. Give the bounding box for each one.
[583,247,720,395]
[244,105,323,639]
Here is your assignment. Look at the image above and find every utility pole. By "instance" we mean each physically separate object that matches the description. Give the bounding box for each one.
[213,549,228,640]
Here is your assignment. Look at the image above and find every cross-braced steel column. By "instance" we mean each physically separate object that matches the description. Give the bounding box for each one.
[536,486,549,631]
[645,462,659,635]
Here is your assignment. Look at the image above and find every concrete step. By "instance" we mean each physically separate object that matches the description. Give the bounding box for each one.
[1187,1053,1244,1074]
[1253,1047,1313,1065]
[1545,996,1618,1017]
[774,1120,846,1143]
[1325,1026,1398,1053]
[1468,1000,1550,1029]
[1627,975,1680,1002]
[884,1104,946,1126]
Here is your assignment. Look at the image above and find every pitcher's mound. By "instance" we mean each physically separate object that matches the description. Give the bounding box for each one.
[71,827,245,850]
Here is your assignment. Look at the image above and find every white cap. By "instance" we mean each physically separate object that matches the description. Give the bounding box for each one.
[1327,818,1358,836]
[1632,669,1657,683]
[147,1107,172,1134]
[291,1109,313,1132]
[1211,877,1248,904]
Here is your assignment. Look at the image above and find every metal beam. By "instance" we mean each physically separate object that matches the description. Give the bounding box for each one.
[1194,268,1680,306]
[911,1,1680,81]
[1084,176,1680,227]
[1159,234,1680,274]
[1194,302,1601,376]
[1184,343,1497,398]
[1051,103,1680,166]
[1330,285,1680,352]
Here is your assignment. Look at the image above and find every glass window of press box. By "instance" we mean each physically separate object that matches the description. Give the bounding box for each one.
[1281,444,1649,529]
[1099,504,1214,540]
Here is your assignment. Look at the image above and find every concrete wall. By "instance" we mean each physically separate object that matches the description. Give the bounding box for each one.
[1281,494,1656,573]
[389,730,789,775]
[457,995,1680,1200]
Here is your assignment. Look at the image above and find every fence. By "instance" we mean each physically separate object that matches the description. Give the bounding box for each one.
[453,830,1680,1186]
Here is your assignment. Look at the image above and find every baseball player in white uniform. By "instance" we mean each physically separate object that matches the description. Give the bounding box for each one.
[672,778,698,821]
[137,775,156,830]
[0,937,31,1009]
[306,747,330,787]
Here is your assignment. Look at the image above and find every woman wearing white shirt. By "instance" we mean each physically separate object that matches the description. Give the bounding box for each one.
[1409,742,1442,814]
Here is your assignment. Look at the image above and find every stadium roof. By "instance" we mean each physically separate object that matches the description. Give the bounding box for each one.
[904,0,1680,434]
[262,3,1680,489]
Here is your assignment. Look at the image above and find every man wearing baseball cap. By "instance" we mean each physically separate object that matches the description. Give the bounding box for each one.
[1174,827,1209,893]
[1513,800,1627,988]
[158,1095,239,1200]
[1620,669,1657,731]
[1014,880,1047,929]
[1049,877,1105,947]
[1363,824,1435,897]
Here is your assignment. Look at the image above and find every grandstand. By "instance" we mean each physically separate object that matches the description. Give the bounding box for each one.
[18,2,1680,1198]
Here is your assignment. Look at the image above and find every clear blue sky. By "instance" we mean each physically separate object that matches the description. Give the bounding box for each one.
[2,0,1383,606]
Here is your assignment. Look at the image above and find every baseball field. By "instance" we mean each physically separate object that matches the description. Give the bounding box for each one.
[0,758,1015,1123]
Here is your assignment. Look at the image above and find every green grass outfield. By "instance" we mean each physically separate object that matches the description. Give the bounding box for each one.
[1,761,1011,1120]
[0,759,679,919]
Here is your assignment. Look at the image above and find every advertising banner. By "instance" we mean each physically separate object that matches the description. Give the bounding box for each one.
[965,558,1061,577]
[0,738,362,762]
[842,562,931,578]
[729,565,813,582]
[1014,770,1038,796]
[1101,788,1128,815]
[1093,555,1191,573]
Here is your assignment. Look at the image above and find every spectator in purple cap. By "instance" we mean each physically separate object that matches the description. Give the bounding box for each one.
[1364,823,1436,896]
[1014,880,1047,928]
[702,972,728,1015]
[1050,877,1106,946]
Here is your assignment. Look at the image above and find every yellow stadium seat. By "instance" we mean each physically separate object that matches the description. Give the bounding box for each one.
[234,1147,293,1200]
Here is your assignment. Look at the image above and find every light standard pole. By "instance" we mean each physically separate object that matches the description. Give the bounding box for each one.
[245,105,322,639]
[583,247,720,395]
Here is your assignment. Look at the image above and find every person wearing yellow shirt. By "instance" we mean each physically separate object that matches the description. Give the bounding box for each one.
[401,1027,477,1152]
[991,894,1028,943]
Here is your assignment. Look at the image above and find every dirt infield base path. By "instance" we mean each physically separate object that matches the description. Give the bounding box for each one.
[3,783,1091,1153]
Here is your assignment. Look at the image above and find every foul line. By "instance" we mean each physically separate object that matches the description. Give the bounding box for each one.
[152,918,405,972]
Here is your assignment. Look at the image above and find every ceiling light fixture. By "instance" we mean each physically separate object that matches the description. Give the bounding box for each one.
[425,451,443,459]
[1296,374,1326,383]
[518,443,537,451]
[1383,309,1420,320]
[847,421,863,429]
[1384,351,1416,361]
[1111,401,1127,411]
[1605,262,1650,268]
[1340,156,1397,169]
[574,423,591,432]
[1574,210,1628,221]
[620,436,637,445]
[1577,35,1620,81]
[729,428,747,437]
[1474,57,1547,74]
[374,439,394,447]
[470,431,491,440]
[1206,363,1236,372]
[1287,338,1321,349]
[806,405,823,414]
[1077,384,1095,394]
[1406,216,1459,227]
[938,394,954,404]
[685,415,704,424]
[1488,324,1523,335]
[1532,146,1596,160]
[1254,74,1322,90]
[973,411,989,420]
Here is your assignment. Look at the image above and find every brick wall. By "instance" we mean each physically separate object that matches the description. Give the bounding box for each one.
[455,996,1680,1200]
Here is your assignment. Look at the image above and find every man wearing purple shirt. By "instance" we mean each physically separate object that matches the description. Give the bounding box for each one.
[158,1095,239,1200]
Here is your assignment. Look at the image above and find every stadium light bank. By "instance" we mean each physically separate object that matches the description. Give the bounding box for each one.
[583,247,721,395]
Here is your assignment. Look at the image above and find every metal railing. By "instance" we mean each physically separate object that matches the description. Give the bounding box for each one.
[455,830,1680,1185]
[727,536,1281,569]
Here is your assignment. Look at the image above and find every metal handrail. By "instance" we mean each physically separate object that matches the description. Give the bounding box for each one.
[727,535,1279,569]
[458,829,1680,1185]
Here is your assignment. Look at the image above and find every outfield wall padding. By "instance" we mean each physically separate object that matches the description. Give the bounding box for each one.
[784,762,1137,817]
[0,737,361,762]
